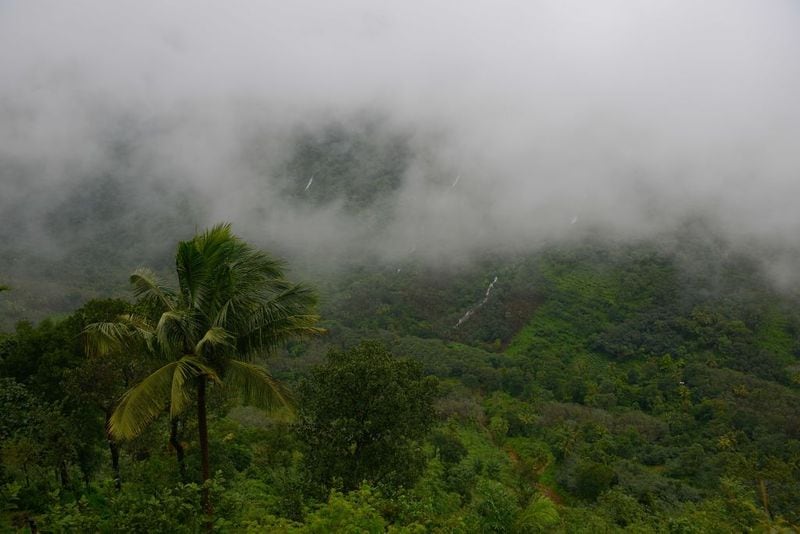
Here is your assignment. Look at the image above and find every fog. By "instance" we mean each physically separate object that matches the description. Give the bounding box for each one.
[2,1,800,274]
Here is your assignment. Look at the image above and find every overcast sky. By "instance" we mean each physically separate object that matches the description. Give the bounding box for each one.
[2,1,800,271]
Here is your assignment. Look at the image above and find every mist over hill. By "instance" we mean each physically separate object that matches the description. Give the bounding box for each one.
[2,1,800,278]
[2,111,800,327]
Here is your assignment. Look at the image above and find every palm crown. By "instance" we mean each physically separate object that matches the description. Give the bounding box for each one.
[86,223,323,439]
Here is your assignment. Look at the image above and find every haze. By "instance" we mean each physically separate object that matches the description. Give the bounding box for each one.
[2,1,799,273]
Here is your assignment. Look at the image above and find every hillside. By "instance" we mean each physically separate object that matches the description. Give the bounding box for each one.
[3,120,800,530]
[2,226,799,531]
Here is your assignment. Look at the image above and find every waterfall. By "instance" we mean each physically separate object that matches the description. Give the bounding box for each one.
[455,276,498,327]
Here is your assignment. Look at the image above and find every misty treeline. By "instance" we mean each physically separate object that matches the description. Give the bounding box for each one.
[1,220,799,532]
[4,1,800,284]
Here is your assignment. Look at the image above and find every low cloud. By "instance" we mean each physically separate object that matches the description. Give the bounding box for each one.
[2,1,799,277]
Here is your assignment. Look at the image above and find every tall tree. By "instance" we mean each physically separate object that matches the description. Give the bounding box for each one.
[299,342,438,494]
[85,223,323,522]
[65,299,140,490]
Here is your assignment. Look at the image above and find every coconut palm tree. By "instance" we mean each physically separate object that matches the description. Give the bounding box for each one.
[85,223,323,520]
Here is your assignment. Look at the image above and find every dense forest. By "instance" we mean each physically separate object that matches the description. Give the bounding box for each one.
[0,229,800,532]
[2,209,799,532]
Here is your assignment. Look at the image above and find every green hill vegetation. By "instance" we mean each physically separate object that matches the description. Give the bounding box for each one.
[1,125,799,532]
[1,224,799,532]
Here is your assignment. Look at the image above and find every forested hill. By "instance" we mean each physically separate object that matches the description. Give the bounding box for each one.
[2,227,799,531]
[1,123,799,531]
[0,116,411,329]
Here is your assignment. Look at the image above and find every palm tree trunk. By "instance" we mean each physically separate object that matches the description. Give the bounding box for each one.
[59,460,71,489]
[105,410,122,490]
[170,418,187,483]
[197,375,212,530]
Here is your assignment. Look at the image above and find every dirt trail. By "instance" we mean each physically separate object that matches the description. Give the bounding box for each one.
[505,446,564,505]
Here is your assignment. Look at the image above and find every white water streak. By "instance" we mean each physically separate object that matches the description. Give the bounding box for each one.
[455,276,498,327]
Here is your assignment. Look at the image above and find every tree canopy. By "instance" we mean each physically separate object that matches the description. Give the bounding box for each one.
[299,342,438,493]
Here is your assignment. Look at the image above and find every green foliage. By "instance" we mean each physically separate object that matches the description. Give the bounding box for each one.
[41,496,102,533]
[514,494,559,533]
[39,479,206,533]
[565,460,618,501]
[0,378,40,440]
[3,231,800,531]
[468,478,521,533]
[596,488,647,527]
[299,342,438,493]
[430,426,468,467]
[304,485,387,533]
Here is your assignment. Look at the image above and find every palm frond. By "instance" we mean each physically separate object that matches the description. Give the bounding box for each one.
[194,227,243,319]
[224,359,293,413]
[130,268,176,310]
[176,238,210,310]
[169,356,221,418]
[179,223,289,325]
[260,282,319,314]
[239,316,325,361]
[235,283,323,358]
[117,313,158,351]
[110,361,179,440]
[155,310,197,358]
[83,318,152,356]
[195,326,234,356]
